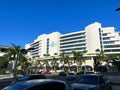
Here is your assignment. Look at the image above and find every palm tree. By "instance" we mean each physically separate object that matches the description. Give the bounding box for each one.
[51,56,59,72]
[19,56,31,75]
[3,43,22,79]
[4,43,30,79]
[82,50,88,74]
[65,55,72,72]
[105,54,119,72]
[36,59,43,67]
[42,60,50,71]
[43,54,50,57]
[0,56,9,69]
[72,51,84,72]
[59,51,67,71]
[95,49,105,65]
[72,51,77,63]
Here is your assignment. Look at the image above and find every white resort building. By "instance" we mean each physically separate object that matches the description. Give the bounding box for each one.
[25,22,120,68]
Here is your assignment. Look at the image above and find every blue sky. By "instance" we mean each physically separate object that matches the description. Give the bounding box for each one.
[0,0,120,48]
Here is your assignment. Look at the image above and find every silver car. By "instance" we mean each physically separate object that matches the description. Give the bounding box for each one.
[71,74,111,90]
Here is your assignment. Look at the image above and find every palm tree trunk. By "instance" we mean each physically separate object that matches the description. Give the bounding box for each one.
[14,53,19,80]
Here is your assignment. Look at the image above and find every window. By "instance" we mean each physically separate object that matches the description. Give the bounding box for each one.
[103,41,115,44]
[103,37,110,40]
[102,33,107,36]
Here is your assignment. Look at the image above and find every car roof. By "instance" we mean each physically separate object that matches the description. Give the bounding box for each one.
[25,74,45,76]
[81,74,104,77]
[14,79,66,87]
[4,79,67,90]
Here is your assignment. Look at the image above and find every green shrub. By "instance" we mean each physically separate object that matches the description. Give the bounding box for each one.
[77,69,84,74]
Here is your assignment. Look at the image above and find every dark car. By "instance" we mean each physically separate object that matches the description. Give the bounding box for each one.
[59,71,67,76]
[85,71,94,74]
[66,72,76,80]
[71,74,111,90]
[11,74,46,85]
[2,79,68,90]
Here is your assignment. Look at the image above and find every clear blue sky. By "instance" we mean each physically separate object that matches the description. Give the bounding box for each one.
[0,0,120,48]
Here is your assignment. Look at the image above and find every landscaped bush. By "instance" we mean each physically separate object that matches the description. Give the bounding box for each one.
[77,69,84,74]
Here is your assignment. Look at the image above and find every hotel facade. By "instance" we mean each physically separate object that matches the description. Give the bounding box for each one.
[26,22,120,57]
[25,22,120,67]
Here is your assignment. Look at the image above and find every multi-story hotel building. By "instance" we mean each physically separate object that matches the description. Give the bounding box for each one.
[25,22,120,58]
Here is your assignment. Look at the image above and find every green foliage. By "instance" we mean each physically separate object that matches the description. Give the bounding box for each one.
[0,57,8,69]
[77,69,84,74]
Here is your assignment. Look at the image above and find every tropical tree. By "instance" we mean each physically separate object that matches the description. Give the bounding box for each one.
[105,54,120,72]
[42,60,50,71]
[94,49,105,72]
[18,53,32,75]
[72,51,85,72]
[59,51,67,71]
[95,49,105,64]
[3,43,22,79]
[72,51,77,63]
[43,54,50,57]
[3,43,31,79]
[0,56,9,69]
[43,53,51,71]
[51,56,59,72]
[82,50,88,74]
[94,49,105,66]
[0,48,10,70]
[65,55,72,72]
[36,60,43,67]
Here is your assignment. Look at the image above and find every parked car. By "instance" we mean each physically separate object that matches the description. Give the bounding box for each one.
[66,72,76,80]
[41,71,51,74]
[59,71,67,76]
[11,74,46,85]
[2,79,68,90]
[85,71,94,74]
[71,74,111,90]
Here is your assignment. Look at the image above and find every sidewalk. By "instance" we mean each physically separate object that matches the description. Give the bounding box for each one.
[0,75,13,80]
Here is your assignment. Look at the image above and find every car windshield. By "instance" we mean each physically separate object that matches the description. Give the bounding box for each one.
[77,75,99,85]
